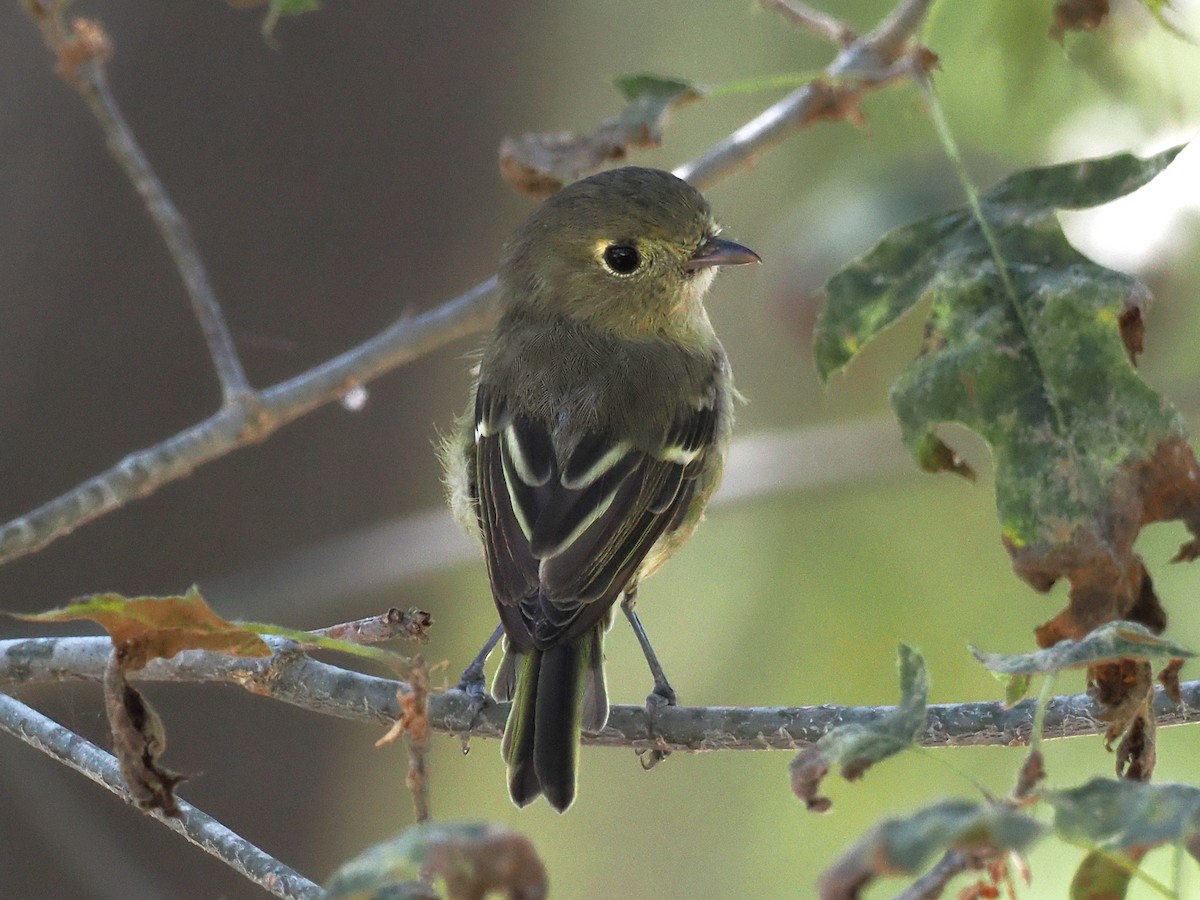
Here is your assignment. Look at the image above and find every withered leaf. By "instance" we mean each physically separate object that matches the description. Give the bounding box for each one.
[104,652,186,816]
[325,821,547,900]
[791,644,927,812]
[499,73,701,197]
[20,586,271,670]
[815,146,1199,656]
[1050,0,1110,41]
[817,799,1044,900]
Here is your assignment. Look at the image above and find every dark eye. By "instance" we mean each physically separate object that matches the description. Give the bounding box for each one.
[602,243,641,275]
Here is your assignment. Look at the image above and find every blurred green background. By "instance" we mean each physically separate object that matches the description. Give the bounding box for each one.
[2,0,1200,897]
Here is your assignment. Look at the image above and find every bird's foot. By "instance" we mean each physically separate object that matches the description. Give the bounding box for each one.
[455,659,493,731]
[637,682,676,770]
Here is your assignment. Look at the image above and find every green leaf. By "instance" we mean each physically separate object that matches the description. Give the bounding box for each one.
[1050,777,1200,853]
[815,145,1180,379]
[325,822,546,900]
[814,145,1200,648]
[1069,849,1137,900]
[791,644,928,811]
[970,621,1194,676]
[614,73,701,141]
[819,799,1045,897]
[1002,672,1033,705]
[612,73,701,104]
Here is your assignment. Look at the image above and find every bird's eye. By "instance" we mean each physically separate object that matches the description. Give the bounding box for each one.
[602,243,641,276]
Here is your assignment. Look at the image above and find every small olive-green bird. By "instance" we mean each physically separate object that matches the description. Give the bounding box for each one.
[445,166,758,812]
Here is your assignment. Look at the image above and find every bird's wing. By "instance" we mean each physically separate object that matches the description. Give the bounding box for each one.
[473,383,717,649]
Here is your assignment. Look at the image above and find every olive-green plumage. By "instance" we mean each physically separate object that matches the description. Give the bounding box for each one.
[444,166,757,812]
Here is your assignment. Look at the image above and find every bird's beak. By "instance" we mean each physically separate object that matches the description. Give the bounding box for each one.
[684,237,761,271]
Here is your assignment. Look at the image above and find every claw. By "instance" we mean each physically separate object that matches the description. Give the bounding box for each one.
[456,622,504,730]
[639,684,676,769]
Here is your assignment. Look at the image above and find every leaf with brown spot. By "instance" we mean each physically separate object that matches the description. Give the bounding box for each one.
[817,147,1200,712]
[499,74,701,197]
[325,822,547,900]
[791,644,927,812]
[19,586,271,670]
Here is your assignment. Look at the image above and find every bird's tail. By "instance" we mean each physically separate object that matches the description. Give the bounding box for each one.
[499,626,608,812]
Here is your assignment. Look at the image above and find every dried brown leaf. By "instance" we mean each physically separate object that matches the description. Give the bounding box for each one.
[1050,0,1110,41]
[1159,657,1185,704]
[1013,750,1046,802]
[20,587,272,670]
[499,75,700,196]
[104,650,186,815]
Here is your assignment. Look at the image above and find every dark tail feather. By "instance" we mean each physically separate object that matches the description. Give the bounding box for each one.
[502,649,542,807]
[533,635,593,813]
[501,633,597,812]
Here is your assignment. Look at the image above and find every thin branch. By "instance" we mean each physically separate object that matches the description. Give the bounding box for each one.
[5,636,1200,752]
[0,692,322,900]
[79,58,252,402]
[760,0,857,46]
[867,0,937,63]
[308,607,434,645]
[0,276,498,566]
[677,0,936,188]
[2,0,939,569]
[28,11,252,403]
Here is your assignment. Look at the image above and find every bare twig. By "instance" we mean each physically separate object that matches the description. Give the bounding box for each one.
[868,0,937,63]
[3,0,939,568]
[79,59,252,403]
[376,658,434,824]
[5,635,1200,752]
[760,0,857,46]
[0,275,498,567]
[28,10,251,403]
[309,608,434,645]
[678,0,936,188]
[0,693,323,900]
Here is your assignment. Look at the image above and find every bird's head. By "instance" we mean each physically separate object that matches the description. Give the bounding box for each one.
[499,167,759,341]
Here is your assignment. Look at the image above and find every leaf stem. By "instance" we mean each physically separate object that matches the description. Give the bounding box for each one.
[1031,673,1058,756]
[914,72,1070,437]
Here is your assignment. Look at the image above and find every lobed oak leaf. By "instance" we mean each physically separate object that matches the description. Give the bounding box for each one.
[816,148,1198,733]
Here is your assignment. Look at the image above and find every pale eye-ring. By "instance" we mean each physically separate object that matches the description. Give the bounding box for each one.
[601,243,641,276]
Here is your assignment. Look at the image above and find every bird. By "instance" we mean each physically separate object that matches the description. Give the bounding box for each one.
[443,165,758,812]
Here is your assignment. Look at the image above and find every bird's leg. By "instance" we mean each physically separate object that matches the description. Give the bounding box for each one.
[457,622,504,721]
[621,588,676,707]
[621,589,674,769]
